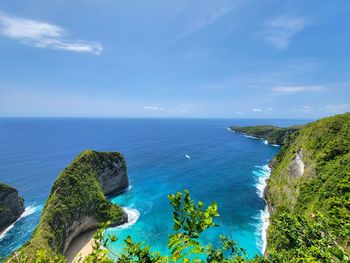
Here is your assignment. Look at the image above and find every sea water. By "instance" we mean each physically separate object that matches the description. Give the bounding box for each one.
[0,118,307,259]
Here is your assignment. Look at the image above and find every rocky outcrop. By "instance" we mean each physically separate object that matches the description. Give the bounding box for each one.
[289,149,304,178]
[99,157,129,196]
[0,183,24,234]
[9,150,129,262]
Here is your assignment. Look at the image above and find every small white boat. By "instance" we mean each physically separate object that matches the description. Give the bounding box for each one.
[185,154,191,160]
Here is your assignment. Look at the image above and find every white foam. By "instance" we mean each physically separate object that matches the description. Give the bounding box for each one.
[252,165,271,254]
[255,165,271,198]
[263,140,268,145]
[244,134,259,140]
[114,207,140,229]
[260,206,270,254]
[0,205,39,240]
[271,144,280,147]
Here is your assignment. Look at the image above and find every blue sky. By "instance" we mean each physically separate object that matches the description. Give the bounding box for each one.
[0,0,349,118]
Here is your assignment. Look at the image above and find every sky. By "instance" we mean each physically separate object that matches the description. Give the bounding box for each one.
[0,0,349,118]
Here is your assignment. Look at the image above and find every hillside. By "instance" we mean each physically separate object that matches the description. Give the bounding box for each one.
[230,125,301,145]
[265,113,350,261]
[7,150,129,262]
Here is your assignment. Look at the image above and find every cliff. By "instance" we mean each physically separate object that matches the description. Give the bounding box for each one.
[8,150,129,262]
[265,113,350,261]
[230,125,301,145]
[0,183,25,234]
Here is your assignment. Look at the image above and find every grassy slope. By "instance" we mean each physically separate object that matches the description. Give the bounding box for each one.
[230,125,301,145]
[265,113,350,262]
[8,150,127,262]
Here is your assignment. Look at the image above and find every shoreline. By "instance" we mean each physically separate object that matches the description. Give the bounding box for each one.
[256,164,271,255]
[229,127,275,255]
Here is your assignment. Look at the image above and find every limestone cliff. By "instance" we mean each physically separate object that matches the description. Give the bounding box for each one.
[8,150,129,262]
[0,183,25,234]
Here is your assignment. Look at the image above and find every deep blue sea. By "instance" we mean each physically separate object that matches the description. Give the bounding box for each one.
[0,118,309,260]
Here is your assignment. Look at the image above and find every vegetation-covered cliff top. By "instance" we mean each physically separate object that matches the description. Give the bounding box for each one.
[230,125,302,145]
[8,150,128,262]
[265,113,350,261]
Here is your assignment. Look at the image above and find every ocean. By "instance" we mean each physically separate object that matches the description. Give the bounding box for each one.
[0,118,308,259]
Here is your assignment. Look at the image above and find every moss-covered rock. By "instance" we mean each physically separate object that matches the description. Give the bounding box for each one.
[0,183,24,234]
[265,113,350,261]
[7,150,129,262]
[230,125,301,145]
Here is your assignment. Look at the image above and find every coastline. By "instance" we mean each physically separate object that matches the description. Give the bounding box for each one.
[254,164,271,255]
[0,205,38,240]
[230,127,276,255]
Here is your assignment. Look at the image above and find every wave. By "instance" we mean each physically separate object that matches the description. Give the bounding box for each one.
[244,134,259,140]
[263,140,268,145]
[254,165,271,198]
[271,144,280,147]
[0,205,40,240]
[113,207,140,230]
[252,165,271,254]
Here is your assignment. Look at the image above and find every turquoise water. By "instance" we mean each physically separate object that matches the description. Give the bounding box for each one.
[0,118,307,259]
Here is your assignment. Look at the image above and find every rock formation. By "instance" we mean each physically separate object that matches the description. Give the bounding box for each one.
[8,150,129,262]
[0,183,25,234]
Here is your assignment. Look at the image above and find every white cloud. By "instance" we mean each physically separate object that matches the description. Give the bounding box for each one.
[260,16,305,50]
[292,105,313,113]
[143,106,165,111]
[171,7,232,43]
[0,12,103,54]
[252,108,262,112]
[273,85,325,93]
[324,103,350,114]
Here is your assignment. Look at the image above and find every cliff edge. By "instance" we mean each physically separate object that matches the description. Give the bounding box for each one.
[8,150,129,262]
[0,183,25,234]
[265,113,350,261]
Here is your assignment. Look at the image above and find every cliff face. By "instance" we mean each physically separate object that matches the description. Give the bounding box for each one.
[0,183,25,234]
[230,125,301,145]
[9,150,129,262]
[265,113,350,261]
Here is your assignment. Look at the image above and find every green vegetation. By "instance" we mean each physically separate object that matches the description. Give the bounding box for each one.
[12,190,261,263]
[266,113,350,261]
[7,113,350,262]
[230,125,302,145]
[7,150,127,262]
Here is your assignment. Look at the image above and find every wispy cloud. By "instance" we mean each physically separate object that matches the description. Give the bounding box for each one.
[324,103,350,114]
[0,12,103,54]
[171,7,233,43]
[273,85,325,93]
[252,108,262,112]
[293,105,313,113]
[260,16,305,50]
[143,106,165,111]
